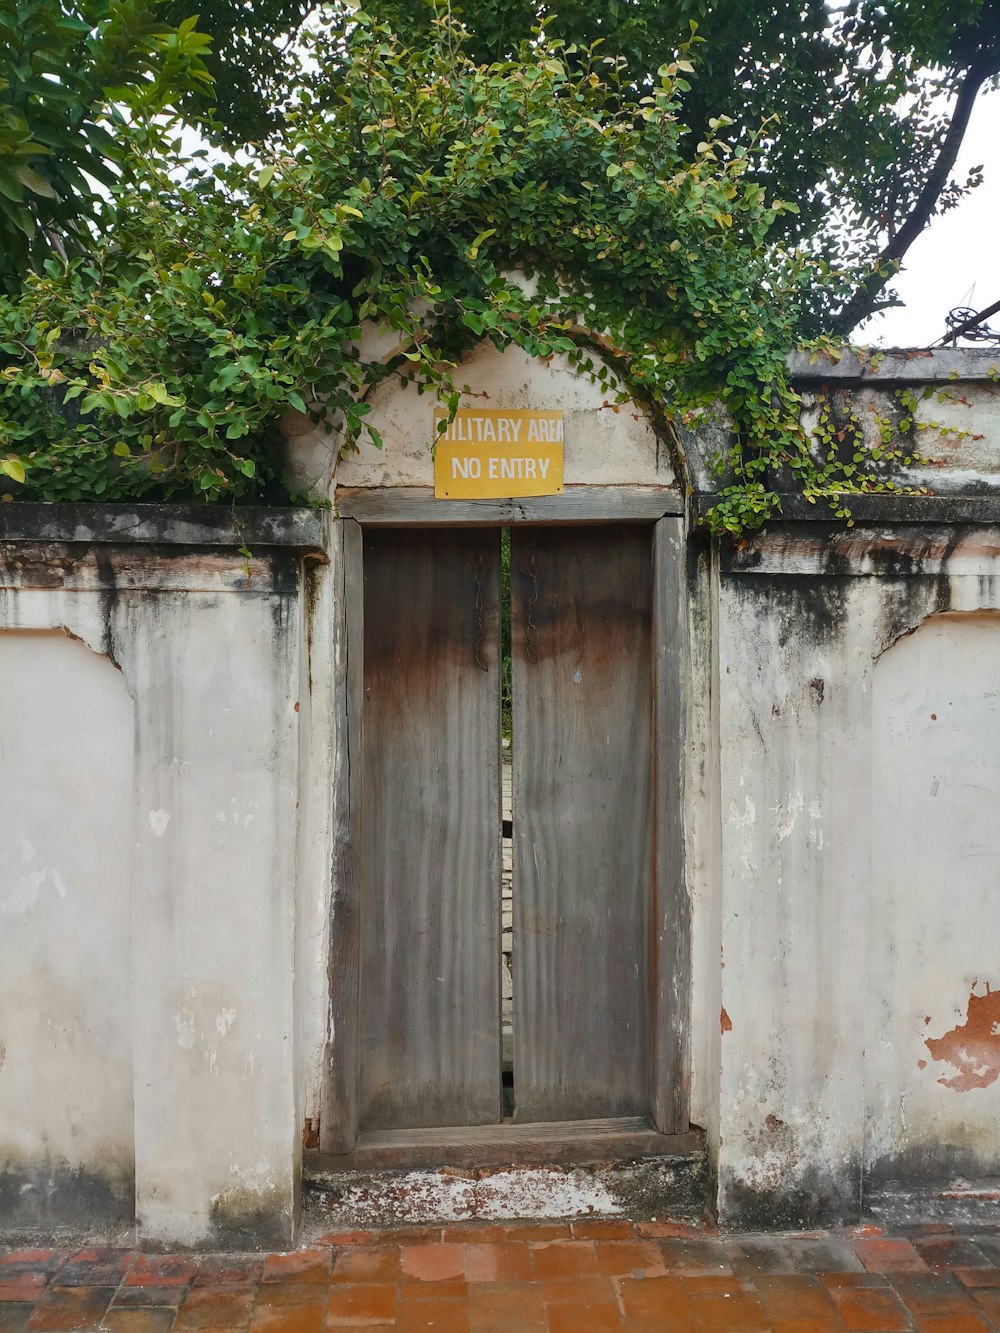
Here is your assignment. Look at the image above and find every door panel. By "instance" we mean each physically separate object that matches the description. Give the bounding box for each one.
[511,526,652,1122]
[360,528,502,1130]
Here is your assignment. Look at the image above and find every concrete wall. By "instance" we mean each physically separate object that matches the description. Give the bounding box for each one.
[712,526,1000,1226]
[0,531,309,1246]
[0,631,134,1227]
[4,348,1000,1243]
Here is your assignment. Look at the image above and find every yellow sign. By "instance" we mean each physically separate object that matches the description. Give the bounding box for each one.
[434,409,564,500]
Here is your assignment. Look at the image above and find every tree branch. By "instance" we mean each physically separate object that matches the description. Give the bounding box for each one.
[829,46,1000,338]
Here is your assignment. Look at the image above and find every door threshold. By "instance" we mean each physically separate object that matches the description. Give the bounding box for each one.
[305,1119,703,1173]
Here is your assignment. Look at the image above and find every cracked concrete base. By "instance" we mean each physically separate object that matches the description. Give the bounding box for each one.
[300,1154,710,1236]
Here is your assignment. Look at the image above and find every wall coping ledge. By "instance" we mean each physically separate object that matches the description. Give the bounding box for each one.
[0,503,328,551]
[695,493,1000,526]
[786,346,1000,384]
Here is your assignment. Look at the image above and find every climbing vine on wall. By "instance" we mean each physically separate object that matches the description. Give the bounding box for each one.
[0,14,906,532]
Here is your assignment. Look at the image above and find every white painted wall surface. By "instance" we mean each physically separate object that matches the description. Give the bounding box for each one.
[0,630,135,1218]
[0,554,301,1247]
[712,537,1000,1224]
[869,612,1000,1181]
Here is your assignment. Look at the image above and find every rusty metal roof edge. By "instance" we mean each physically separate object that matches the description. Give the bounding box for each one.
[0,503,329,552]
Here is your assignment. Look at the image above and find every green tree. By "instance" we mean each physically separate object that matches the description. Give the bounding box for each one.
[0,0,212,291]
[186,0,999,335]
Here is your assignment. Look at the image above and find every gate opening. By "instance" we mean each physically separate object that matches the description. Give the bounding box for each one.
[500,528,515,1117]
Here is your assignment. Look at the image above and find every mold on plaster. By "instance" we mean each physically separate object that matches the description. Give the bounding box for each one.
[208,1183,295,1252]
[924,983,1000,1092]
[0,1153,135,1229]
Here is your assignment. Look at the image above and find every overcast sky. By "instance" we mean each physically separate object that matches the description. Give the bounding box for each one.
[859,89,1000,349]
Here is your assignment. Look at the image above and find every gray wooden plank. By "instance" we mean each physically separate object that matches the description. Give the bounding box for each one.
[306,1123,704,1173]
[336,485,683,526]
[360,528,502,1129]
[321,518,365,1153]
[511,526,653,1122]
[651,518,690,1133]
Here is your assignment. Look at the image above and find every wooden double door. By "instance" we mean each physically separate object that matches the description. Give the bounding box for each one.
[333,518,685,1150]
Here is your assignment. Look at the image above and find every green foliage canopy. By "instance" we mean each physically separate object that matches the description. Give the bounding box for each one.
[0,0,212,292]
[1,16,893,532]
[184,0,1000,337]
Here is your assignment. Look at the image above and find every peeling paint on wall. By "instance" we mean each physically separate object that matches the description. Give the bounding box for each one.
[925,983,1000,1091]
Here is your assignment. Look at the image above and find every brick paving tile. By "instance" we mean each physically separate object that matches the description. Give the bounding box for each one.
[636,1222,710,1240]
[785,1238,866,1273]
[499,1224,572,1243]
[54,1250,130,1288]
[101,1311,177,1333]
[125,1257,197,1289]
[0,1277,49,1302]
[399,1244,465,1283]
[375,1228,443,1247]
[326,1281,398,1326]
[260,1252,329,1285]
[529,1241,598,1280]
[172,1289,255,1331]
[192,1261,262,1290]
[726,1238,796,1275]
[891,1270,979,1314]
[912,1236,994,1270]
[0,1256,65,1279]
[466,1281,546,1329]
[971,1289,1000,1324]
[973,1237,1000,1264]
[594,1240,667,1278]
[819,1273,893,1289]
[687,1291,771,1331]
[958,1269,1000,1289]
[312,1233,377,1248]
[462,1243,531,1284]
[913,1315,992,1332]
[394,1295,470,1333]
[246,1302,325,1333]
[570,1220,637,1240]
[546,1297,623,1331]
[616,1273,696,1322]
[330,1248,400,1285]
[826,1284,913,1330]
[753,1274,839,1321]
[854,1239,929,1274]
[435,1227,497,1245]
[251,1286,326,1310]
[25,1286,115,1331]
[768,1321,843,1332]
[540,1276,617,1307]
[659,1240,733,1276]
[0,1306,35,1333]
[112,1286,189,1308]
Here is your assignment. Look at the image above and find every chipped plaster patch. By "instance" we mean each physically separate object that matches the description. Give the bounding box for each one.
[148,809,171,838]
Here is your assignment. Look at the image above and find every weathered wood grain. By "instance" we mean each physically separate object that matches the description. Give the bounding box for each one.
[651,518,690,1133]
[336,485,683,526]
[511,526,653,1122]
[360,528,502,1129]
[322,519,365,1153]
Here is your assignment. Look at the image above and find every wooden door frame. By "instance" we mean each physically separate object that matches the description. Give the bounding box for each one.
[320,485,690,1157]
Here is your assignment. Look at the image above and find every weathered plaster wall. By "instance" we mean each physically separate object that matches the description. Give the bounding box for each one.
[0,630,135,1227]
[712,527,1000,1226]
[0,540,304,1247]
[283,340,676,498]
[869,612,1000,1184]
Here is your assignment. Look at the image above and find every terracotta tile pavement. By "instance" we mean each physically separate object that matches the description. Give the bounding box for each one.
[4,1221,1000,1330]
